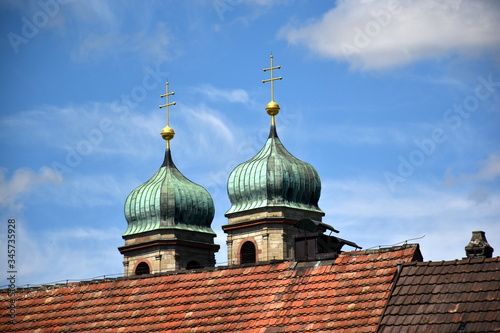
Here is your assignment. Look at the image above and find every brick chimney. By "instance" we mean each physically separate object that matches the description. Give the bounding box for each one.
[465,231,494,259]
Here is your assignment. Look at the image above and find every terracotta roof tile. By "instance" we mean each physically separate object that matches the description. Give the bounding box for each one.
[1,245,421,332]
[378,256,500,332]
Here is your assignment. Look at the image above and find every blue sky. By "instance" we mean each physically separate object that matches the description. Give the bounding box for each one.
[1,0,499,286]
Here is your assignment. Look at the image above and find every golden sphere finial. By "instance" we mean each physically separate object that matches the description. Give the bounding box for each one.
[266,101,280,116]
[161,126,175,141]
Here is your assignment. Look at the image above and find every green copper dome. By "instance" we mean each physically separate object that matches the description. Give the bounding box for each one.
[123,149,215,236]
[226,125,324,215]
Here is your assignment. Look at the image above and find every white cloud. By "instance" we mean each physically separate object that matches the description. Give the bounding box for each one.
[0,97,255,212]
[279,0,500,70]
[320,177,500,261]
[192,84,250,103]
[0,102,163,159]
[3,224,124,287]
[47,173,135,208]
[327,179,497,220]
[476,153,500,181]
[1,89,250,163]
[73,0,117,26]
[0,166,63,210]
[10,0,176,64]
[444,150,500,178]
[443,153,500,205]
[50,226,121,242]
[73,21,173,64]
[170,103,248,184]
[467,186,491,206]
[185,106,235,143]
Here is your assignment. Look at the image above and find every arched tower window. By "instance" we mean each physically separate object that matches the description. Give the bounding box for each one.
[186,261,202,270]
[240,241,256,264]
[135,262,150,275]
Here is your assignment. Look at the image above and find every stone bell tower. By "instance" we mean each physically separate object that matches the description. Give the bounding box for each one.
[223,56,325,265]
[118,83,219,275]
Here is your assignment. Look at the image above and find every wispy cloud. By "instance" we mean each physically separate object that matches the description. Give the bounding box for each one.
[1,102,162,158]
[0,166,63,211]
[444,153,500,185]
[184,105,235,142]
[45,173,135,208]
[279,0,500,70]
[73,21,173,64]
[0,95,250,209]
[50,226,121,241]
[191,84,250,104]
[443,153,500,205]
[9,0,177,64]
[476,153,500,181]
[3,223,124,287]
[320,177,500,261]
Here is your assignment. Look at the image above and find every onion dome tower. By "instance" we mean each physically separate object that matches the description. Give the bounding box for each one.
[223,56,325,265]
[119,83,219,276]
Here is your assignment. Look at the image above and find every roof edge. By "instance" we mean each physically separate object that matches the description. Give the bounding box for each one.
[340,243,422,258]
[400,255,500,267]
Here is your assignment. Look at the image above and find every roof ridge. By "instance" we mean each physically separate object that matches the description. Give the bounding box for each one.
[340,244,419,257]
[9,250,426,294]
[1,262,298,293]
[401,255,500,267]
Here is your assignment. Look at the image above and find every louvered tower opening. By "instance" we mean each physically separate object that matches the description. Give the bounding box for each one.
[135,262,150,275]
[240,241,256,264]
[186,261,202,270]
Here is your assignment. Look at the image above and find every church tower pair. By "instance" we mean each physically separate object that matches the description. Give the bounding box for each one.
[119,56,326,275]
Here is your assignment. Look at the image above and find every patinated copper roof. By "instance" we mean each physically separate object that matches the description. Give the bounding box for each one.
[123,148,215,237]
[226,124,324,216]
[1,245,420,332]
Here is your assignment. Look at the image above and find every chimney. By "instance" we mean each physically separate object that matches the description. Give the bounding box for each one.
[465,231,494,259]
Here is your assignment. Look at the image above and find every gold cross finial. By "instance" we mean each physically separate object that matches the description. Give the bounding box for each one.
[159,82,176,126]
[159,82,176,148]
[262,54,282,102]
[262,55,282,124]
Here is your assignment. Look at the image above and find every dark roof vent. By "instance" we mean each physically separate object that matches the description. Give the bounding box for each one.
[295,219,339,234]
[465,231,494,259]
[294,219,361,261]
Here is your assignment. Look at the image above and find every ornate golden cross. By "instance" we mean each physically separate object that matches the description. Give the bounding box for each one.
[262,55,282,102]
[159,82,176,127]
[159,82,176,147]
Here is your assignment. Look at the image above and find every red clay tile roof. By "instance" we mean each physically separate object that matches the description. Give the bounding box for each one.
[0,245,420,333]
[377,256,500,333]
